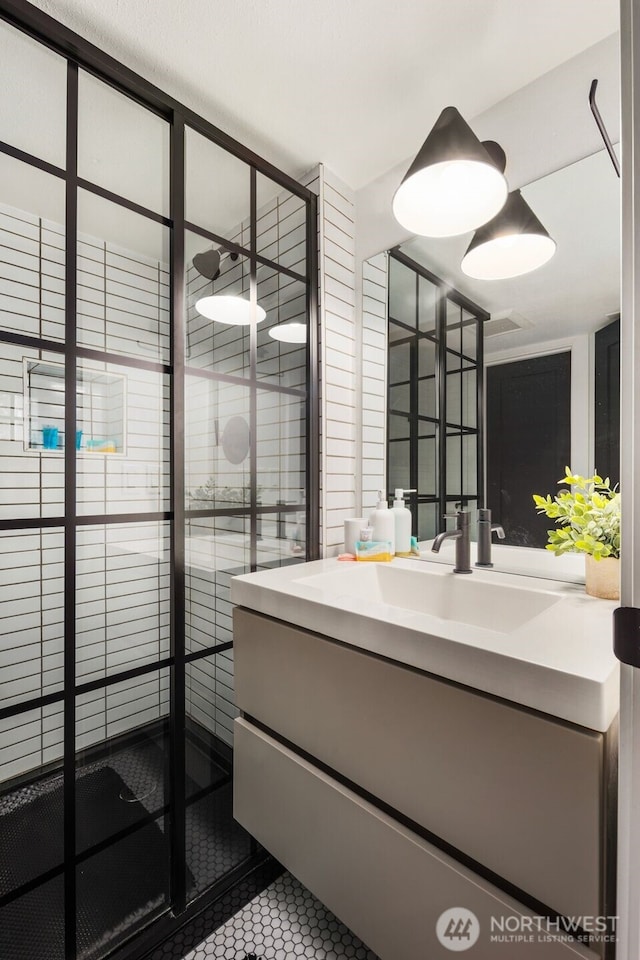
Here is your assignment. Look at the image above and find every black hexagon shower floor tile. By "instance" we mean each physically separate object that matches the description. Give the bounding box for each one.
[182,872,380,960]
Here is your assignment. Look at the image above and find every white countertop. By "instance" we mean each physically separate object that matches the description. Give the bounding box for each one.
[231,556,619,732]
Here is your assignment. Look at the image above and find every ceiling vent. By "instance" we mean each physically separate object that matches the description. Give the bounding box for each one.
[483,310,533,338]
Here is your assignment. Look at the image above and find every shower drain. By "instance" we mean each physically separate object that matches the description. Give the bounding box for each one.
[119,780,158,803]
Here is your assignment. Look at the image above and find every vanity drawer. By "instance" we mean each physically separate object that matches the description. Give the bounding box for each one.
[234,607,608,922]
[234,718,598,960]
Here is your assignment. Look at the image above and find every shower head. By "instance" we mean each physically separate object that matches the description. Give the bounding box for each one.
[192,246,240,282]
[193,248,221,281]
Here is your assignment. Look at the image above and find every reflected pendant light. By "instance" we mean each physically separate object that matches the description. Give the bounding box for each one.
[269,321,307,344]
[195,295,266,325]
[193,247,262,325]
[461,189,556,280]
[392,107,509,237]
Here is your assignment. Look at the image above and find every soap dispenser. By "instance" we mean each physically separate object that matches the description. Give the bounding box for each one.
[392,488,415,554]
[371,490,395,555]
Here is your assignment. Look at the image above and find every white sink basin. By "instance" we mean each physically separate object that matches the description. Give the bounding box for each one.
[231,556,618,731]
[296,562,562,633]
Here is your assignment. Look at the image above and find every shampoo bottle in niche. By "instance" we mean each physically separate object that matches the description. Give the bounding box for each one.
[371,490,395,555]
[392,488,415,555]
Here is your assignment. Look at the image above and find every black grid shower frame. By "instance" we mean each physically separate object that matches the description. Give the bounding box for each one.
[0,2,319,959]
[388,248,487,536]
[182,214,312,573]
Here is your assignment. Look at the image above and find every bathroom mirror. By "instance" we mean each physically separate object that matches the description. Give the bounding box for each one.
[377,109,620,580]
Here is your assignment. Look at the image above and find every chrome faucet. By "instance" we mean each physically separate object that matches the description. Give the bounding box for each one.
[431,509,472,574]
[475,507,505,567]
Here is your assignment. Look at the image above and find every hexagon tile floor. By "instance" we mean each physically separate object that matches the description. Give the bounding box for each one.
[181,872,380,960]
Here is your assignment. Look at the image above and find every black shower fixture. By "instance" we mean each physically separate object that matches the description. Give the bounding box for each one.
[192,246,239,282]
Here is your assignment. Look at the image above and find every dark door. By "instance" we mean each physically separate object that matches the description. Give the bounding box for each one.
[487,352,571,548]
[594,316,620,488]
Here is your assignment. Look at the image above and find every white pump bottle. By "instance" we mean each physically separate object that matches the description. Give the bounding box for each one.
[392,488,415,554]
[370,490,395,555]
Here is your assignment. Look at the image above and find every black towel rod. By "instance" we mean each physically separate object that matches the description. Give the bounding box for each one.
[589,78,621,178]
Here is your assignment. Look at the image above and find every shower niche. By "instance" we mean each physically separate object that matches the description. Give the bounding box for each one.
[24,359,127,455]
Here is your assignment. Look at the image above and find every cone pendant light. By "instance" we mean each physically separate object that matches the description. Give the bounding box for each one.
[461,189,556,280]
[392,106,509,237]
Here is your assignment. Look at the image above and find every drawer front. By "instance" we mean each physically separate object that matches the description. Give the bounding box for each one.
[234,718,597,960]
[234,607,604,919]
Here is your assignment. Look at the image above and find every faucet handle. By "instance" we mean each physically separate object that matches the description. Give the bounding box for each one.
[443,510,469,526]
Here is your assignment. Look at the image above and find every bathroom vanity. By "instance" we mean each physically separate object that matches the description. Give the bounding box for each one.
[231,559,618,959]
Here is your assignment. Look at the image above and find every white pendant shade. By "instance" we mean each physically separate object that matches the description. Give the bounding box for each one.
[461,233,556,280]
[269,321,307,344]
[392,159,508,238]
[392,107,508,238]
[195,295,266,325]
[461,189,556,280]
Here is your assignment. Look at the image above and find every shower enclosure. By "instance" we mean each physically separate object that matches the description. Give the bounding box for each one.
[0,5,318,960]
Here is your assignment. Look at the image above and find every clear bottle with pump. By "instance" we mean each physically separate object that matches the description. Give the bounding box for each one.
[371,490,395,554]
[392,488,415,554]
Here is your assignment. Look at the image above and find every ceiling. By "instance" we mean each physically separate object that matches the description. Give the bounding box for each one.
[31,0,619,191]
[13,0,621,345]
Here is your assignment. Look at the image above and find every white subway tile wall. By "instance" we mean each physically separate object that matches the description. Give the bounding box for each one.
[0,703,64,786]
[256,390,305,506]
[0,527,64,714]
[186,650,236,749]
[185,517,248,651]
[0,522,171,780]
[185,376,251,512]
[1,197,173,784]
[183,180,309,746]
[76,233,170,363]
[361,253,388,512]
[0,202,65,342]
[75,522,170,685]
[186,248,251,378]
[0,343,66,520]
[75,362,170,517]
[2,167,311,781]
[76,668,170,754]
[301,165,357,556]
[0,201,171,521]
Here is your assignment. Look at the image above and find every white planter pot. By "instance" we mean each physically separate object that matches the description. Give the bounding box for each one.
[584,554,620,600]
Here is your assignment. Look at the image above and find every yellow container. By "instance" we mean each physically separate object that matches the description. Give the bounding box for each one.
[355,541,393,562]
